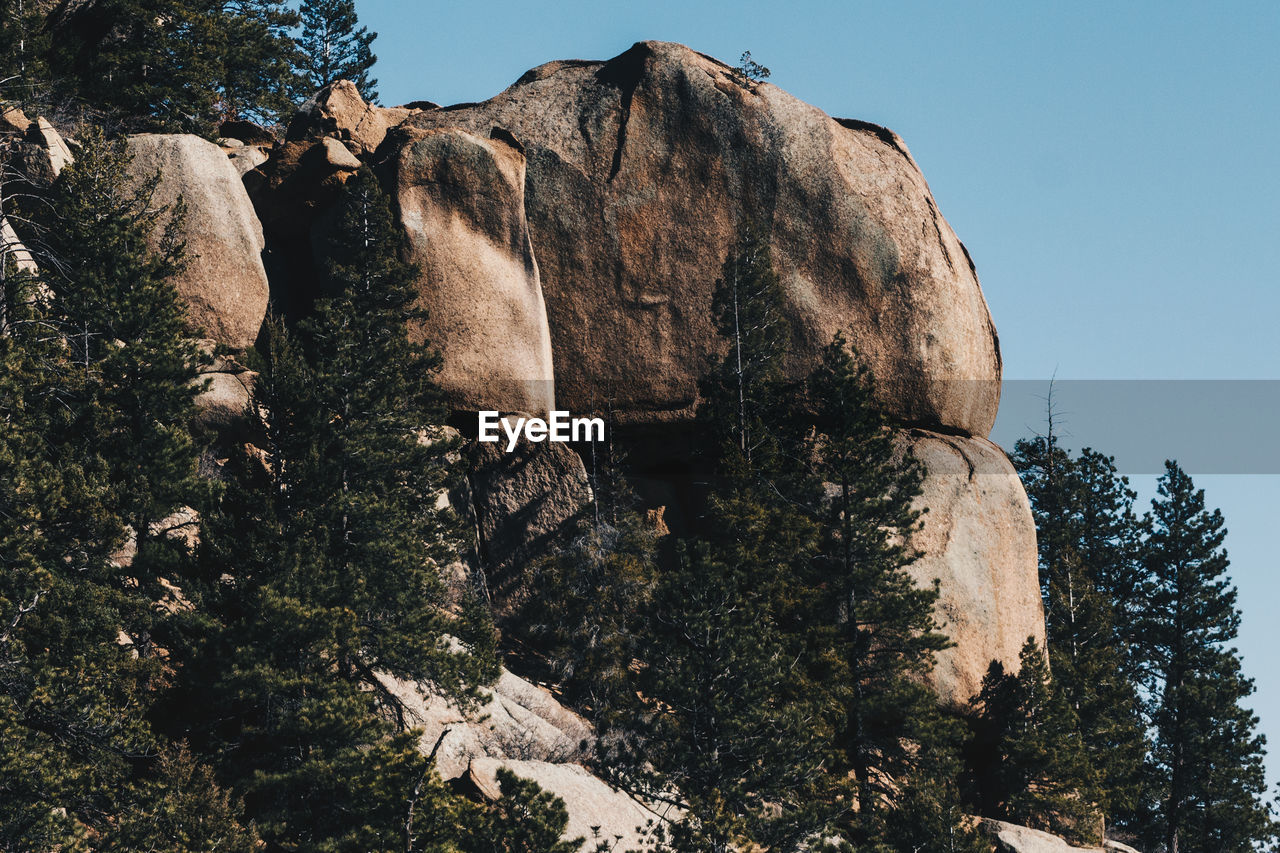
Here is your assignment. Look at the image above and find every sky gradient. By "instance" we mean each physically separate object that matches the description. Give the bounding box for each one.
[359,0,1280,788]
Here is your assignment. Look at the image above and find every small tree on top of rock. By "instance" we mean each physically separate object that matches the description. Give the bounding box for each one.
[732,51,770,89]
[297,0,379,102]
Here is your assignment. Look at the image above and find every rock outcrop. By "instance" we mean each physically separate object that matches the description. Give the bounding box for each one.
[191,341,256,435]
[125,134,269,349]
[904,431,1045,706]
[401,41,1001,436]
[378,666,593,780]
[288,79,417,156]
[466,759,671,852]
[384,128,556,415]
[980,819,1143,853]
[468,429,592,612]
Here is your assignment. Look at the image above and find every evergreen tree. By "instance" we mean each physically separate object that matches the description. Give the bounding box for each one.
[1013,432,1147,825]
[621,539,833,853]
[697,227,804,496]
[1137,461,1276,853]
[517,507,659,717]
[0,132,250,848]
[0,0,52,112]
[802,335,968,848]
[297,0,378,101]
[165,170,501,849]
[49,0,302,134]
[971,639,1104,845]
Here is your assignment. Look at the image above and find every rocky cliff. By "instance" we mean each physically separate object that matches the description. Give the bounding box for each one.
[255,40,1044,710]
[3,40,1052,849]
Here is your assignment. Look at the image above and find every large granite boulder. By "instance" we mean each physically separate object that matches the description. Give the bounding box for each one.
[126,134,269,349]
[400,41,1000,436]
[385,130,556,415]
[904,431,1045,706]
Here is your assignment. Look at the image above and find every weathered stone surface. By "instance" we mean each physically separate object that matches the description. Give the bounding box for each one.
[318,137,361,170]
[1,217,38,274]
[288,79,416,156]
[979,819,1142,853]
[126,134,269,348]
[0,106,31,134]
[377,666,594,781]
[226,144,270,177]
[30,117,73,177]
[385,130,556,414]
[467,759,672,851]
[904,431,1045,707]
[468,429,591,612]
[192,371,255,432]
[11,115,73,185]
[111,506,200,569]
[403,41,1000,436]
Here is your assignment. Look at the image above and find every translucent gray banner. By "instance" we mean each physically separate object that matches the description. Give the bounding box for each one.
[992,380,1280,475]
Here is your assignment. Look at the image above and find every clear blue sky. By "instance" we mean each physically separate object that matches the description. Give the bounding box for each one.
[359,0,1280,787]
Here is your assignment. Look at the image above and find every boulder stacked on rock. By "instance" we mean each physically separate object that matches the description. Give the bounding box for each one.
[400,41,1001,435]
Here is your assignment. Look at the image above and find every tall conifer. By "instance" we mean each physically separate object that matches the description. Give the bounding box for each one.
[1137,462,1276,853]
[297,0,378,100]
[1013,433,1147,825]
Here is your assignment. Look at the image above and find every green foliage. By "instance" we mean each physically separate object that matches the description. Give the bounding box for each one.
[0,130,245,847]
[0,0,52,112]
[1136,461,1277,853]
[478,768,583,853]
[518,513,658,716]
[166,169,499,849]
[49,0,303,133]
[624,539,833,853]
[698,227,802,490]
[600,235,973,852]
[733,51,771,86]
[297,0,379,101]
[1012,432,1147,824]
[107,744,260,853]
[797,336,971,847]
[971,639,1103,846]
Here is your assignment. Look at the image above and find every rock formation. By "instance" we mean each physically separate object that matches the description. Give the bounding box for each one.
[981,819,1142,853]
[288,79,418,156]
[400,41,1001,435]
[222,40,1041,710]
[904,431,1045,706]
[385,128,556,414]
[125,134,270,349]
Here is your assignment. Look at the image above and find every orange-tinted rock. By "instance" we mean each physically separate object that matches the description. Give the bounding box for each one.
[402,41,1001,436]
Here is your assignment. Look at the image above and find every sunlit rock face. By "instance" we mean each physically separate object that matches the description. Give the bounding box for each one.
[399,40,1001,436]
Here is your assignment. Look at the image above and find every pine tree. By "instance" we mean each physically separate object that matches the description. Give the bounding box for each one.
[621,539,833,853]
[697,227,803,494]
[0,131,250,847]
[0,0,52,112]
[297,0,378,101]
[1013,432,1147,826]
[802,335,970,848]
[49,0,303,134]
[971,639,1104,845]
[1137,461,1276,853]
[164,170,505,849]
[517,508,659,716]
